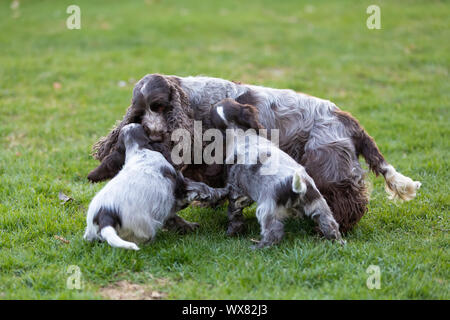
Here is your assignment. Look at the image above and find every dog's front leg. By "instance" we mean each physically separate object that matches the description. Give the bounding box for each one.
[184,178,229,206]
[164,214,199,234]
[305,198,345,245]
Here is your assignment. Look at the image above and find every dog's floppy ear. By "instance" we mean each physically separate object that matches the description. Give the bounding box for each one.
[91,85,147,162]
[215,98,264,130]
[88,138,126,182]
[234,103,264,130]
[210,104,228,130]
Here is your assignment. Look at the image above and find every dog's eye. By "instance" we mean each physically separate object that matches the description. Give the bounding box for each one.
[150,103,166,113]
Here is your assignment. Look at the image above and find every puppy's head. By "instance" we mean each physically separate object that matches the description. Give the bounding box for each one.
[87,124,154,183]
[211,98,264,131]
[118,123,151,151]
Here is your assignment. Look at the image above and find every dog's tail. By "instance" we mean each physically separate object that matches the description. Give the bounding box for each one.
[95,207,139,250]
[274,169,308,208]
[335,110,421,201]
[100,227,139,251]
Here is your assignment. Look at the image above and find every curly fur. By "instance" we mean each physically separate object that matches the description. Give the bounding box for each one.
[90,74,421,232]
[211,99,343,247]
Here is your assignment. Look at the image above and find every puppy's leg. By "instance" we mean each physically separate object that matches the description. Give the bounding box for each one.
[302,182,344,244]
[253,201,284,248]
[164,214,199,234]
[165,177,228,234]
[309,203,344,244]
[184,178,229,206]
[227,191,253,236]
[83,226,98,242]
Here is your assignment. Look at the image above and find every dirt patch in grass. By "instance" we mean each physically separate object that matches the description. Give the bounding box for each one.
[99,280,167,300]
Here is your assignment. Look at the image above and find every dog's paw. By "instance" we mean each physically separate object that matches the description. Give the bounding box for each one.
[226,221,246,236]
[321,220,344,243]
[313,212,342,241]
[187,221,200,231]
[250,239,276,249]
[178,221,200,234]
[189,200,210,208]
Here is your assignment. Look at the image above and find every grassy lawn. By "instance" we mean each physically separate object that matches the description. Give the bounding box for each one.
[0,0,449,299]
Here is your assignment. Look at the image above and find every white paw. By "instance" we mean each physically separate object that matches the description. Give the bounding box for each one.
[83,229,97,242]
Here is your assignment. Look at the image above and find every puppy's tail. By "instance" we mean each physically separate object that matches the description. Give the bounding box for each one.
[101,227,139,251]
[335,109,421,201]
[96,207,139,250]
[292,170,307,195]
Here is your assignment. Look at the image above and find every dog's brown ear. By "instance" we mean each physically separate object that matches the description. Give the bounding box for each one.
[220,99,264,130]
[88,140,125,182]
[210,104,228,130]
[235,104,264,130]
[91,101,145,161]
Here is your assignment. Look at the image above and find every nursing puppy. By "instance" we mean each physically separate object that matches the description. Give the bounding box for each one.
[211,99,343,248]
[84,123,228,250]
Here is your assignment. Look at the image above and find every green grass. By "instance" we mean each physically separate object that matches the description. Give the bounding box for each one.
[0,0,449,299]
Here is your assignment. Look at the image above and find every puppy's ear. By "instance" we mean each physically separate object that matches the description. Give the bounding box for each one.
[139,74,173,113]
[210,105,228,130]
[235,104,264,130]
[150,140,173,164]
[219,99,264,130]
[124,124,151,150]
